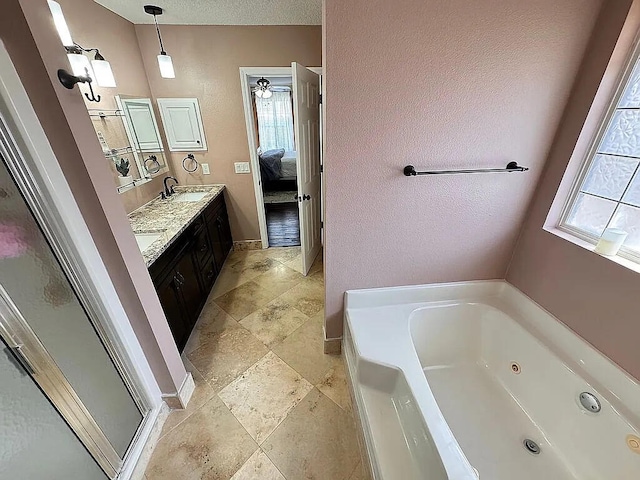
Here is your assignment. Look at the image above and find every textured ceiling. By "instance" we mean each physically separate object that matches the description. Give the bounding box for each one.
[93,0,322,25]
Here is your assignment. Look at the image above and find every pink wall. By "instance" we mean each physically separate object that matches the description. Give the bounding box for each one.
[507,1,640,380]
[323,0,603,339]
[3,0,186,394]
[134,25,322,241]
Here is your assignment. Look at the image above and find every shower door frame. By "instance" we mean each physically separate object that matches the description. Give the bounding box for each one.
[0,43,162,478]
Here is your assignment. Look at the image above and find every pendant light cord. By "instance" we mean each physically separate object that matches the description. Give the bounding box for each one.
[153,14,166,55]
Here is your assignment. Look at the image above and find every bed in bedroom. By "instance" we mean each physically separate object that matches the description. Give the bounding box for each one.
[259,148,297,192]
[280,150,297,180]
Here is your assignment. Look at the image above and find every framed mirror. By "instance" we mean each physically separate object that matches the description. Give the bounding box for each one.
[88,96,169,193]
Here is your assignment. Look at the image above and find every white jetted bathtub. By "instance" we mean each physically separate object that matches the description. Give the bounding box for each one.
[343,281,640,479]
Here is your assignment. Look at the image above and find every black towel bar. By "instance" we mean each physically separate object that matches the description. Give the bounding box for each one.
[404,162,529,176]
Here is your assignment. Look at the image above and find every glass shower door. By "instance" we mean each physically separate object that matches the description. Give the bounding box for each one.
[0,336,107,479]
[0,146,144,476]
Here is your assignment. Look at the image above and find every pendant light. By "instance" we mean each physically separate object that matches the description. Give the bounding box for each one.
[145,5,175,79]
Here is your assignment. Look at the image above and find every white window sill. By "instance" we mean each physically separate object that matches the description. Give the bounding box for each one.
[544,226,640,275]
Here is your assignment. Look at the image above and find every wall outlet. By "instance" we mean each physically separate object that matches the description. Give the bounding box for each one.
[234,162,250,174]
[201,163,210,174]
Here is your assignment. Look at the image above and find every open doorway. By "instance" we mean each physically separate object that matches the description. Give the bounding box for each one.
[252,74,300,246]
[240,65,323,274]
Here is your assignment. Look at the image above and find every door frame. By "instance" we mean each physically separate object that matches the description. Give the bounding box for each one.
[239,66,322,249]
[0,42,162,478]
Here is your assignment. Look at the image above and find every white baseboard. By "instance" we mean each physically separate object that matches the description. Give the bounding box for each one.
[161,372,195,409]
[323,325,342,354]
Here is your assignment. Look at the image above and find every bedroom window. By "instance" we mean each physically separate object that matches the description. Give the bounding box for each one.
[255,90,295,151]
[560,44,640,262]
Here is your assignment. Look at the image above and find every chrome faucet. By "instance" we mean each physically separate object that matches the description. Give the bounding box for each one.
[162,176,178,198]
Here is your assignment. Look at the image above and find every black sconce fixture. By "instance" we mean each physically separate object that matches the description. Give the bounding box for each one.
[57,67,101,103]
[48,0,116,103]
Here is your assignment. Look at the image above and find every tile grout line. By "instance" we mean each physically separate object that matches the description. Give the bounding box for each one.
[216,351,315,450]
[315,359,354,414]
[172,264,321,431]
[147,248,339,478]
[257,445,289,480]
[255,384,316,448]
[211,259,307,319]
[213,271,314,324]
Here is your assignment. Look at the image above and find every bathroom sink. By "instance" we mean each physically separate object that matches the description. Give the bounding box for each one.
[134,232,162,252]
[173,192,208,202]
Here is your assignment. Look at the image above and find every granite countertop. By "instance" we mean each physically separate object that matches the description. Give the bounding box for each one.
[128,184,226,267]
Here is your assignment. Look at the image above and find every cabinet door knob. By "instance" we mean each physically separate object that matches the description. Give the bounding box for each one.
[303,194,311,201]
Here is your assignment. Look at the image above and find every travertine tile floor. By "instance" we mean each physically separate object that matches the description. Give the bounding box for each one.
[145,247,369,480]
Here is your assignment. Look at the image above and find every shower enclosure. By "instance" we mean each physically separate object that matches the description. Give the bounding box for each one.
[0,48,154,478]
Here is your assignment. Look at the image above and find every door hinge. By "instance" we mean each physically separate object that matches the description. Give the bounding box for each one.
[320,164,323,173]
[319,93,322,104]
[320,221,323,229]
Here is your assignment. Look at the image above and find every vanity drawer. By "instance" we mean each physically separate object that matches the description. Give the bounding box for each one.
[193,222,212,266]
[204,194,226,222]
[199,255,218,291]
[149,232,188,282]
[188,214,205,234]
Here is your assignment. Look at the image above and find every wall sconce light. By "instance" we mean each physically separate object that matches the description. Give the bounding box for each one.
[47,0,116,103]
[67,45,117,88]
[57,68,101,102]
[47,0,74,47]
[254,78,273,99]
[145,5,175,79]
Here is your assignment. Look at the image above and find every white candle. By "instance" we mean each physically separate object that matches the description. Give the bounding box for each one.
[594,228,628,256]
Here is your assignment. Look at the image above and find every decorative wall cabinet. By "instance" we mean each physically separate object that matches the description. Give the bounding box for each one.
[157,98,207,151]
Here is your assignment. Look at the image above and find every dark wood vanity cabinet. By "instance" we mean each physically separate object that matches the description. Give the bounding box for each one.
[150,194,233,351]
[206,200,233,272]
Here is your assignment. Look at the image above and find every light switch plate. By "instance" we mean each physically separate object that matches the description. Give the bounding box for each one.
[234,162,250,174]
[201,163,210,174]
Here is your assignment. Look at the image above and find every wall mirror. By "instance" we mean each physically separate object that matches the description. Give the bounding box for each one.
[88,95,169,193]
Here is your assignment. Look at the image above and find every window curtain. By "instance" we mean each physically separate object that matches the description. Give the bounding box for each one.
[255,91,295,152]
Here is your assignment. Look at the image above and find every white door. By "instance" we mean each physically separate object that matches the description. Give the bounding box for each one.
[292,62,321,275]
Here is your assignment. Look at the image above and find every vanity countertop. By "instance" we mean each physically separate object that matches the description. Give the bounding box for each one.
[128,184,226,267]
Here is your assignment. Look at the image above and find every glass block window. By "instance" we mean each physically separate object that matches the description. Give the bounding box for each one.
[561,50,640,261]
